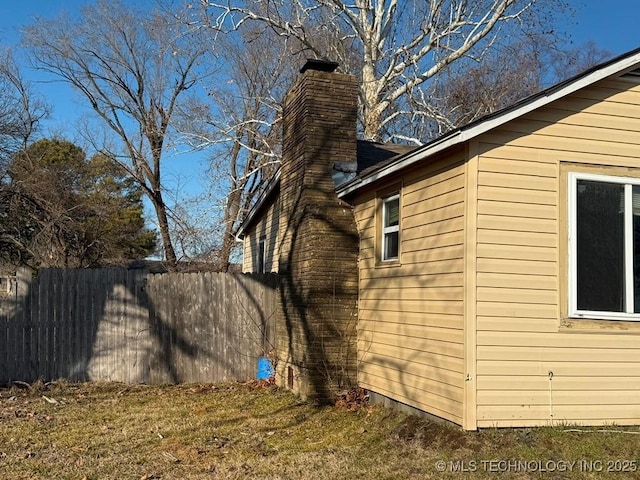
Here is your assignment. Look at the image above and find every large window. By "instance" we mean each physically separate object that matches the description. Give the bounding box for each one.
[381,194,399,262]
[569,173,640,319]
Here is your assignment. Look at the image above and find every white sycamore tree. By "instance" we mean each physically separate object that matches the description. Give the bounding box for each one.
[202,0,567,143]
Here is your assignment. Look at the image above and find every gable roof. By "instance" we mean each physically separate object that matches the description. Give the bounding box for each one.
[238,46,640,235]
[337,46,640,198]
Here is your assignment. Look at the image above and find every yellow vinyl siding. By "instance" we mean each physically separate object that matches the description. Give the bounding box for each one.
[478,407,640,428]
[475,78,640,428]
[242,196,280,273]
[355,151,466,425]
[360,376,463,421]
[479,360,640,377]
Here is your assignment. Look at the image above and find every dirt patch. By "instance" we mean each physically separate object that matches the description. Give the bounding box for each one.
[394,415,483,452]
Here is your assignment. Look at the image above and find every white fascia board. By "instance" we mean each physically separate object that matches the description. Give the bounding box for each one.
[337,51,640,199]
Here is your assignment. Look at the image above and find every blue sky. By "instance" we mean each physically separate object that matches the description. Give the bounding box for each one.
[0,0,211,212]
[565,1,640,53]
[1,0,637,135]
[0,0,638,207]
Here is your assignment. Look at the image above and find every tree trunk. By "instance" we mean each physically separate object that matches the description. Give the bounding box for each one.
[151,190,178,271]
[218,181,243,272]
[361,60,383,141]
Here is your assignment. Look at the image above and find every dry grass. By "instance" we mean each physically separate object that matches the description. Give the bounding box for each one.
[1,381,640,479]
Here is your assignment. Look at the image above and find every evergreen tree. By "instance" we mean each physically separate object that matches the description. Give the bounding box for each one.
[1,138,156,268]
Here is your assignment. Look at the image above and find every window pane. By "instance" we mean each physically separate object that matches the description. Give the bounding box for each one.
[384,231,398,260]
[576,180,624,312]
[634,186,640,313]
[384,197,399,227]
[257,239,266,273]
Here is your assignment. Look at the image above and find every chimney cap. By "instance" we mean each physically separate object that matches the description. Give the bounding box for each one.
[300,59,339,74]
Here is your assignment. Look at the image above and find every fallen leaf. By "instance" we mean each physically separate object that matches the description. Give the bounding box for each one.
[162,451,180,463]
[140,474,160,480]
[42,395,59,405]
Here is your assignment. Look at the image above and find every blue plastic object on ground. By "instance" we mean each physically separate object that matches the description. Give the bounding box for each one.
[256,357,274,380]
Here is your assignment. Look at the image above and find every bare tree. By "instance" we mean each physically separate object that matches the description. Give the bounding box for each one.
[0,48,48,267]
[414,39,613,140]
[423,40,545,136]
[0,48,47,170]
[22,0,212,270]
[547,40,613,82]
[178,24,296,270]
[204,0,567,143]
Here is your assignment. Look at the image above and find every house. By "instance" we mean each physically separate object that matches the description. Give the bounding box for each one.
[239,48,640,430]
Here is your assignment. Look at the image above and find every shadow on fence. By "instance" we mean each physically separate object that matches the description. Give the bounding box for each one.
[0,268,278,385]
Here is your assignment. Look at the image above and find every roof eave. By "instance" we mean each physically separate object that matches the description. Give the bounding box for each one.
[235,169,281,239]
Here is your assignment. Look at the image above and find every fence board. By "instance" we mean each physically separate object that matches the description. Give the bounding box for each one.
[77,269,88,382]
[38,271,47,382]
[0,269,278,385]
[0,285,10,381]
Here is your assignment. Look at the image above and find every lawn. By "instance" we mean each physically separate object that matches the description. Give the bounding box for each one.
[1,381,640,479]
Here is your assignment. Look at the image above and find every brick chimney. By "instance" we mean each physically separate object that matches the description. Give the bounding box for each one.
[276,60,359,401]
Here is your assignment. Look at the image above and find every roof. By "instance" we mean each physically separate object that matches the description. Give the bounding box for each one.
[337,45,640,198]
[238,45,640,234]
[356,140,417,173]
[236,141,415,238]
[235,169,281,239]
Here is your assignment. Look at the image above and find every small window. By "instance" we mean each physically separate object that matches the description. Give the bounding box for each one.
[569,173,640,319]
[382,194,400,262]
[257,237,266,273]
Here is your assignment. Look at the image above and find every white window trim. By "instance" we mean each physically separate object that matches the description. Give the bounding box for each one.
[381,193,399,262]
[568,172,640,321]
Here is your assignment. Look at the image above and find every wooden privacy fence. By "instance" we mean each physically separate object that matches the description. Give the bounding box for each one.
[0,268,278,385]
